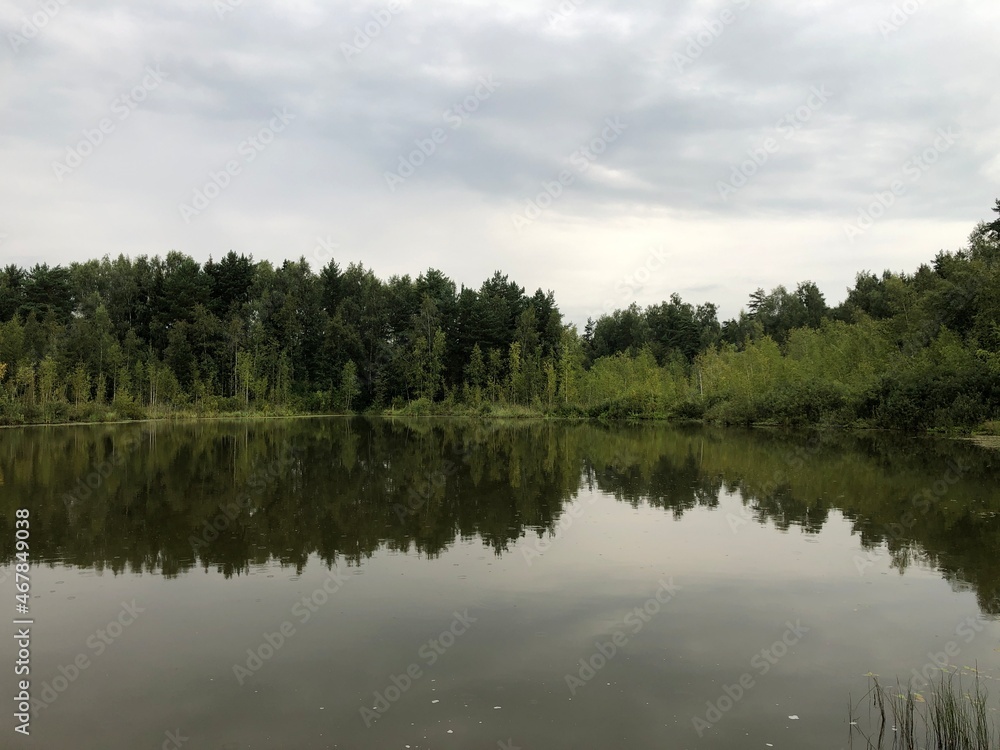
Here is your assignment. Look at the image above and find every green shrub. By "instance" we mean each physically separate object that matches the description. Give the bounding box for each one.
[762,379,847,426]
[672,398,705,420]
[115,400,147,420]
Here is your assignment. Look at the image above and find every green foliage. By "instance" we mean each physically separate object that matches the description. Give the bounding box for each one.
[0,201,998,429]
[338,360,360,411]
[464,343,486,405]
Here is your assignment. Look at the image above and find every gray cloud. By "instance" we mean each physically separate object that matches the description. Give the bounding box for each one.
[1,0,998,323]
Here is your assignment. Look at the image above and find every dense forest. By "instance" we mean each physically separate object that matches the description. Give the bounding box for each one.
[1,202,999,431]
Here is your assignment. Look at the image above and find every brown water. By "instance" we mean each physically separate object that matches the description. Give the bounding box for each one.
[1,418,998,749]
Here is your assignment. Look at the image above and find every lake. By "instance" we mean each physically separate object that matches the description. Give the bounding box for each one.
[1,418,998,749]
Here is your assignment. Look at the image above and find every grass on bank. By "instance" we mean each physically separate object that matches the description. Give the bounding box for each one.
[965,421,1000,450]
[0,398,349,427]
[849,669,999,749]
[974,421,1000,436]
[3,395,1000,444]
[382,397,549,419]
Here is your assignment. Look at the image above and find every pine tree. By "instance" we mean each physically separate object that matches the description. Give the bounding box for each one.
[988,198,1000,240]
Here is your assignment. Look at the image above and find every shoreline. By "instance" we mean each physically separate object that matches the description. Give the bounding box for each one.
[966,435,1000,451]
[1,409,998,447]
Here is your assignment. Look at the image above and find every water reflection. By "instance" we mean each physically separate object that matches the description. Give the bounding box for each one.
[1,418,998,613]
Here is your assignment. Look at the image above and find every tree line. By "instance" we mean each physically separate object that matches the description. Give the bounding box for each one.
[1,201,998,431]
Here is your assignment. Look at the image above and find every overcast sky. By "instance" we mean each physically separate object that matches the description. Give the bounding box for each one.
[1,0,998,325]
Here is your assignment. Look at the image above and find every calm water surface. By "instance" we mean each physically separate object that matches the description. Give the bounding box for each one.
[1,418,999,749]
